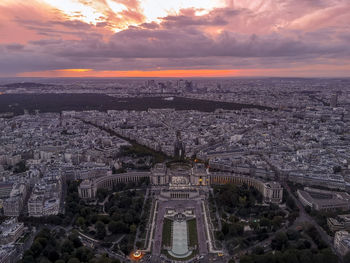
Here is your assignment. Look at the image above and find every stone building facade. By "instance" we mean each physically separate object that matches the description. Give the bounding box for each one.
[78,162,283,203]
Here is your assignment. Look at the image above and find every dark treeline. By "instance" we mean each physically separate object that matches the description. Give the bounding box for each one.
[0,94,272,115]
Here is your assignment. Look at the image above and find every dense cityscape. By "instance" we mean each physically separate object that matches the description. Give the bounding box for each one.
[1,0,350,261]
[0,78,349,263]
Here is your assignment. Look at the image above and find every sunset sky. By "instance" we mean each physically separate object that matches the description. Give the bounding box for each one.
[0,0,349,78]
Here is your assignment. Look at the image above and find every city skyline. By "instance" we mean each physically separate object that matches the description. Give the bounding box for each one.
[1,0,349,78]
[0,76,349,262]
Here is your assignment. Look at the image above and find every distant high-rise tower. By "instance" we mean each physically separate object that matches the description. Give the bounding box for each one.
[330,94,338,107]
[185,80,193,93]
[174,131,185,160]
[177,79,186,91]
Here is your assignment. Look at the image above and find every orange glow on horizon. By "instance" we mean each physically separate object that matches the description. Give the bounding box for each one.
[16,63,350,78]
[18,69,242,78]
[57,69,93,72]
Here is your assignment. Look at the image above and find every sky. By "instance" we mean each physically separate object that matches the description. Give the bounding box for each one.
[0,0,349,78]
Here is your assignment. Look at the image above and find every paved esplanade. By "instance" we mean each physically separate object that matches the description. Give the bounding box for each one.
[169,220,191,258]
[152,200,208,256]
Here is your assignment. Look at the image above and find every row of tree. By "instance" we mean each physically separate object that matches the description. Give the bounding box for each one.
[20,228,121,263]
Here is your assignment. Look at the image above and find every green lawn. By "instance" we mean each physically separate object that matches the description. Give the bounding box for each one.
[187,219,198,247]
[162,218,172,247]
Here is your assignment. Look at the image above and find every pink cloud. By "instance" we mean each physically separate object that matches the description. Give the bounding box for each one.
[0,0,349,77]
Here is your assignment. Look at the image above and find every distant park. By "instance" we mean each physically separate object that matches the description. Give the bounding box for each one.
[0,94,272,115]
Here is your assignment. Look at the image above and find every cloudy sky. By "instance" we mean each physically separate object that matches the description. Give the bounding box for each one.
[0,0,349,77]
